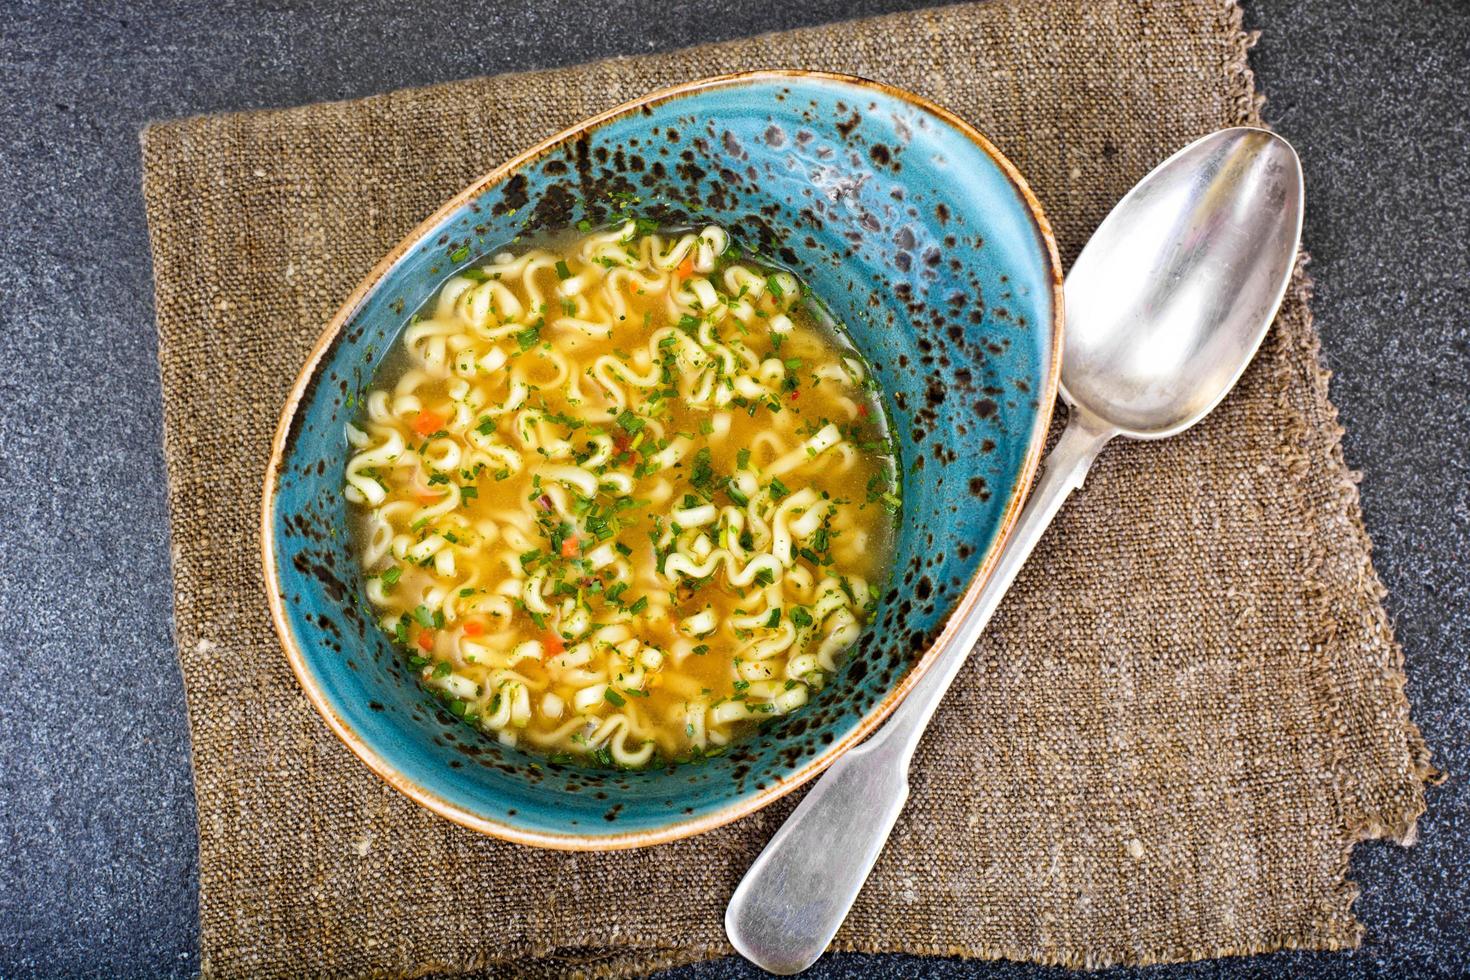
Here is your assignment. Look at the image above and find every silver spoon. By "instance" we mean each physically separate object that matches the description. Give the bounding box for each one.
[725,127,1305,975]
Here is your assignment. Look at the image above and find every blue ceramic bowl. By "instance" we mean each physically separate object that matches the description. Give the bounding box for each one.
[264,71,1061,849]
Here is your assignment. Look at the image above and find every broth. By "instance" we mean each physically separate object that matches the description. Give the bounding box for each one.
[344,223,899,768]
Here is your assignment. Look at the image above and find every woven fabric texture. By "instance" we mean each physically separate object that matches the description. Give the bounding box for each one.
[139,1,1433,975]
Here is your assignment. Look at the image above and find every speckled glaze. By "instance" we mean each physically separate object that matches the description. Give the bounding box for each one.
[263,71,1061,850]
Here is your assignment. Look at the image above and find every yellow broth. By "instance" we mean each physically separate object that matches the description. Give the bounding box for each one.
[344,223,899,768]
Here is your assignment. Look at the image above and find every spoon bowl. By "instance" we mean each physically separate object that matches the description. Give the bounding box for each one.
[1063,128,1303,438]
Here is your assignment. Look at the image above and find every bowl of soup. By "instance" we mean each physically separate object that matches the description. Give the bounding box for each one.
[263,70,1061,849]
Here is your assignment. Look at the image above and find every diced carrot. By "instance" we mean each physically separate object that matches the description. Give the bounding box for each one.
[414,489,439,504]
[675,254,694,279]
[543,632,565,656]
[613,434,641,465]
[416,630,435,651]
[560,535,581,558]
[413,410,445,436]
[462,621,485,638]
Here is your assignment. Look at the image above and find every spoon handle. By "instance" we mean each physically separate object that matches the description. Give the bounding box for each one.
[725,408,1115,976]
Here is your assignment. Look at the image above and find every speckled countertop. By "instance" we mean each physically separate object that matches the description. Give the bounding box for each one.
[0,1,1464,976]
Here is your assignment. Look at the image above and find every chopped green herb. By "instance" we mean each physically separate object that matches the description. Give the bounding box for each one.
[555,259,572,280]
[603,687,626,707]
[690,447,717,498]
[516,321,542,351]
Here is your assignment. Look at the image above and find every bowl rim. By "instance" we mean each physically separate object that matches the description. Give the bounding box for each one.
[261,68,1063,851]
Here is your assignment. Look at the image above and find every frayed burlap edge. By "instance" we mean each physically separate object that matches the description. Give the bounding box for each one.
[1255,257,1440,959]
[1221,0,1439,951]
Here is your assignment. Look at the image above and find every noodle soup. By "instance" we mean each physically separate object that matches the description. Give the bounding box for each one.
[344,223,899,768]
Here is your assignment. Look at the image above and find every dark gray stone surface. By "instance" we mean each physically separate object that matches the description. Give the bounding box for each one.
[0,0,1464,976]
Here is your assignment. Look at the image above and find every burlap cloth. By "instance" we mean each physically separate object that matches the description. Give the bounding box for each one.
[140,0,1437,975]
